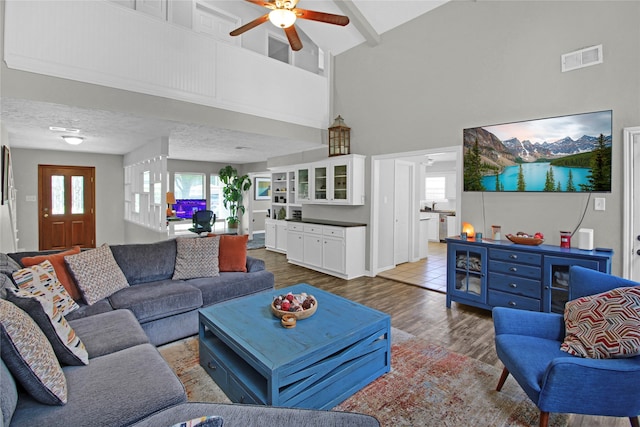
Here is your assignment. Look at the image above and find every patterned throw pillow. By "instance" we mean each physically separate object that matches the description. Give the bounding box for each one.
[7,288,88,366]
[21,246,82,301]
[64,244,129,305]
[561,286,640,359]
[172,236,220,280]
[171,416,224,427]
[0,299,67,405]
[12,260,79,316]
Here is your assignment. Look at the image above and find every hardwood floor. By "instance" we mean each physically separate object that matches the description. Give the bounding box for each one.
[250,247,630,427]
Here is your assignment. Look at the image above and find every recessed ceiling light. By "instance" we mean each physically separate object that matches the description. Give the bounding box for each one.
[49,126,80,133]
[62,136,84,145]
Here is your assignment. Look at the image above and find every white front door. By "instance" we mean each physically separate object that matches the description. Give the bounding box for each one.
[623,127,640,280]
[394,161,413,265]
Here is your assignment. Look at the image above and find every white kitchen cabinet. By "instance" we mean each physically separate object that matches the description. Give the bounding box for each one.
[302,225,323,268]
[296,166,311,202]
[265,219,276,249]
[265,219,288,253]
[276,221,288,252]
[303,155,365,205]
[286,223,304,263]
[286,221,366,279]
[424,212,439,242]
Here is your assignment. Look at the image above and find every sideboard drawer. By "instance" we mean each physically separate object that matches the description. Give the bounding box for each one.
[288,222,304,232]
[489,260,541,280]
[227,376,259,405]
[200,347,228,389]
[490,249,542,265]
[488,272,542,299]
[488,289,541,312]
[303,224,323,235]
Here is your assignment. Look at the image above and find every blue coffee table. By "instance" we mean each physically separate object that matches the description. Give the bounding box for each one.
[198,283,391,409]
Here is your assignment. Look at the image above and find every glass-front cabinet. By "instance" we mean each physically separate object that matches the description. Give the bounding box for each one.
[332,163,348,201]
[297,166,310,202]
[543,256,600,313]
[446,243,487,307]
[314,166,327,201]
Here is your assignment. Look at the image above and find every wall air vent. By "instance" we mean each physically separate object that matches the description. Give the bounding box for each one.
[562,44,603,72]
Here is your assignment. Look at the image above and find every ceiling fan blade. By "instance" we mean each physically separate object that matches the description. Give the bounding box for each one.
[230,14,270,36]
[243,0,277,10]
[284,25,303,51]
[293,8,349,26]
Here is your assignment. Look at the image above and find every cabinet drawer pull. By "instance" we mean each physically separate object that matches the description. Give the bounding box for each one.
[508,301,517,307]
[509,283,518,288]
[509,267,517,272]
[207,362,216,371]
[509,254,518,259]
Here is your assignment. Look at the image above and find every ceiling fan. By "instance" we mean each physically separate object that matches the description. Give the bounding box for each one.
[230,0,350,51]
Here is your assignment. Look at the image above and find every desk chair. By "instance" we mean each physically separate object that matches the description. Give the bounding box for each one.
[189,210,215,235]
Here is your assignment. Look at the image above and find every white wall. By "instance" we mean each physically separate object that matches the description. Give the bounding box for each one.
[333,1,640,275]
[11,149,125,250]
[0,123,16,253]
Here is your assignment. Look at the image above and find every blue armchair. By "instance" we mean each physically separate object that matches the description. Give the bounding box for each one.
[493,266,640,427]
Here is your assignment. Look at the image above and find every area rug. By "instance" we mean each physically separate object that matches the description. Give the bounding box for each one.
[247,233,265,250]
[159,332,568,427]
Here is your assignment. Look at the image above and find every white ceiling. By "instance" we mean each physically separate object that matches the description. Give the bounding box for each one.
[1,0,449,164]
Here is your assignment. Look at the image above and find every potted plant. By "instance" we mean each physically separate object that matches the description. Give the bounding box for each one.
[219,165,252,231]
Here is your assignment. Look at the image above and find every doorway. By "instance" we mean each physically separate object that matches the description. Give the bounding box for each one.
[623,126,640,280]
[38,165,96,250]
[394,161,413,265]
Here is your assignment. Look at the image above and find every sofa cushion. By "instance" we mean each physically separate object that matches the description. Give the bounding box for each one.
[10,343,187,427]
[0,299,67,405]
[219,234,248,272]
[132,402,381,427]
[1,358,18,427]
[186,271,274,306]
[68,310,150,359]
[64,299,114,322]
[170,415,223,427]
[173,236,220,280]
[0,253,20,299]
[20,246,82,300]
[65,244,129,305]
[7,289,88,366]
[109,280,203,323]
[110,239,177,285]
[562,286,640,359]
[12,260,79,316]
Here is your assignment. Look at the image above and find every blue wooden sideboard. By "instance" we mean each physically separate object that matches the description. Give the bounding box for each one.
[445,237,614,313]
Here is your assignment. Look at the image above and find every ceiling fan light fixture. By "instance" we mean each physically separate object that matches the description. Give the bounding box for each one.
[269,9,296,28]
[62,136,84,145]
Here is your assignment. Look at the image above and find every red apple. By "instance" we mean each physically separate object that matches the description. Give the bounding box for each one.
[286,293,294,302]
[534,232,544,239]
[281,300,290,311]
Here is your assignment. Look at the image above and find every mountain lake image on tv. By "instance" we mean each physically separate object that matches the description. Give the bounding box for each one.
[463,110,612,192]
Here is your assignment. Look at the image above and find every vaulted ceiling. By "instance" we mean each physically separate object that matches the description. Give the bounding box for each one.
[1,0,449,164]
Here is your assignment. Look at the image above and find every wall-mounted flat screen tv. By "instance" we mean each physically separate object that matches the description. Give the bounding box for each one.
[463,110,612,192]
[174,199,207,219]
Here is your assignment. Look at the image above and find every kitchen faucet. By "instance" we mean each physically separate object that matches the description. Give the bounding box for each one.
[432,201,437,211]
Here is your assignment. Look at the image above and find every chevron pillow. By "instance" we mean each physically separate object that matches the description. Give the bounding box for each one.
[561,286,640,359]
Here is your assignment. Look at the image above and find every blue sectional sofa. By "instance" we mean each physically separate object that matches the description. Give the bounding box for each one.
[7,238,275,345]
[0,239,380,426]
